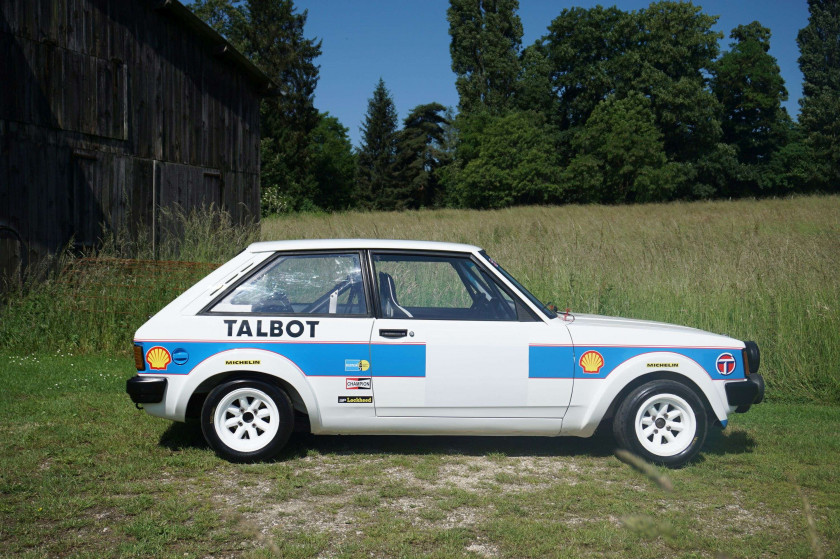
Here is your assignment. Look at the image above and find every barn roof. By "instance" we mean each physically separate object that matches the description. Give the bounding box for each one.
[155,0,278,95]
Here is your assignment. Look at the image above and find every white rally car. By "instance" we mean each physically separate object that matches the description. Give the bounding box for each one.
[127,239,764,467]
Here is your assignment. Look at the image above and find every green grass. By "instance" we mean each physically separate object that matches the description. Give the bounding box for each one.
[0,352,838,557]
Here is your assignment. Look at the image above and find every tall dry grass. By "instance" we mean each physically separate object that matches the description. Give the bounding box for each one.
[1,196,836,403]
[0,206,258,354]
[263,195,840,403]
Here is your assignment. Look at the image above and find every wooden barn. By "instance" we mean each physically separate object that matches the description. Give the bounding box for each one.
[0,0,274,279]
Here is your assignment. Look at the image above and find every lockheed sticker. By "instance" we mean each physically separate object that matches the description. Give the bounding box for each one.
[338,396,372,404]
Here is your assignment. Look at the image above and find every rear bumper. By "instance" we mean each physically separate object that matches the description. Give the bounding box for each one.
[725,374,765,413]
[126,375,167,404]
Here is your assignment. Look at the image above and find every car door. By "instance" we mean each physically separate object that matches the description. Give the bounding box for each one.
[368,251,574,419]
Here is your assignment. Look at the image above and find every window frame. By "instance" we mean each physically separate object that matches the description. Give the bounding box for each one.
[200,249,375,318]
[367,249,540,322]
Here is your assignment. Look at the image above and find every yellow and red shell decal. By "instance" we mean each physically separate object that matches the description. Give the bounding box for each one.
[579,350,605,374]
[145,346,172,370]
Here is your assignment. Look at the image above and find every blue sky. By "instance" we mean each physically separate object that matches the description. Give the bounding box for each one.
[295,0,810,147]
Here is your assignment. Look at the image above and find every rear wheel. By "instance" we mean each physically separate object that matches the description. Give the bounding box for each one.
[613,380,708,468]
[201,380,294,462]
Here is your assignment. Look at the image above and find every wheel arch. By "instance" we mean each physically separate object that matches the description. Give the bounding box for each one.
[599,370,717,428]
[173,348,322,430]
[186,370,311,423]
[563,352,729,437]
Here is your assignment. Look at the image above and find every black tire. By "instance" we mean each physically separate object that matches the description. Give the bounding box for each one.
[613,380,708,468]
[201,379,294,462]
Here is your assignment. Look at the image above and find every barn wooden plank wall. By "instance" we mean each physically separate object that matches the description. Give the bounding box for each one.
[0,0,269,275]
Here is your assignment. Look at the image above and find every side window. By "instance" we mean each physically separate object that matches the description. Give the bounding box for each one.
[210,253,367,315]
[372,253,517,321]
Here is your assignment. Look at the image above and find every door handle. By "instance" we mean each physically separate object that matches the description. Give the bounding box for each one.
[379,329,408,338]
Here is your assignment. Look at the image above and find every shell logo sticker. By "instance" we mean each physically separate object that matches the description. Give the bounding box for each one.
[146,346,172,370]
[579,350,605,374]
[716,353,736,375]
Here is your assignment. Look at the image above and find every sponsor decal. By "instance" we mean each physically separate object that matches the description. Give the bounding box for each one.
[225,360,261,366]
[223,319,319,338]
[716,353,736,375]
[346,377,371,390]
[146,346,172,370]
[647,362,679,368]
[345,359,371,372]
[579,350,605,374]
[338,396,372,404]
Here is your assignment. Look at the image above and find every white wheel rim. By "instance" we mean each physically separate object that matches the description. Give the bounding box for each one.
[634,393,697,457]
[214,387,280,453]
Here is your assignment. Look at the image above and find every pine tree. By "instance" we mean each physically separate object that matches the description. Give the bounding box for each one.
[395,103,450,208]
[797,0,840,189]
[714,22,789,164]
[712,22,790,195]
[448,0,523,115]
[356,79,399,210]
[310,113,356,210]
[189,0,324,212]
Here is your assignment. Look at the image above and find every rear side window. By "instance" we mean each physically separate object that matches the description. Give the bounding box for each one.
[209,253,368,315]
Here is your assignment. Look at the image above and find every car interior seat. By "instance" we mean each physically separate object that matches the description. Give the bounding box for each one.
[378,272,413,318]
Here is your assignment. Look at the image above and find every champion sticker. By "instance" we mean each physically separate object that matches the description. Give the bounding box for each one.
[346,377,371,390]
[338,396,372,404]
[716,353,736,375]
[345,359,370,372]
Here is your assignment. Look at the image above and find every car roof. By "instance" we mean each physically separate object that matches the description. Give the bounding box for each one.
[246,239,483,254]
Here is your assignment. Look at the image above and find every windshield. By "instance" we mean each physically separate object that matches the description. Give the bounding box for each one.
[479,251,557,319]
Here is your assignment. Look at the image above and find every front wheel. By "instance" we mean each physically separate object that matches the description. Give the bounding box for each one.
[613,380,708,468]
[201,380,294,462]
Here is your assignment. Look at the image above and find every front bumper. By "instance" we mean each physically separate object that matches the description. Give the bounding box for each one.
[725,374,765,413]
[126,375,167,404]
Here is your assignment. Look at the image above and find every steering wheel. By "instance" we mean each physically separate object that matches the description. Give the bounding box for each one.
[254,291,293,314]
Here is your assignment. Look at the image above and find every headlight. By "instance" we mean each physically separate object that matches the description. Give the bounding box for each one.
[742,341,760,375]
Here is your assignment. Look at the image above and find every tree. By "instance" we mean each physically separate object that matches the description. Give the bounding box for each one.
[563,93,675,203]
[542,5,636,130]
[449,111,564,208]
[247,0,322,211]
[712,22,790,195]
[189,0,248,51]
[516,42,555,116]
[189,0,324,212]
[448,0,523,115]
[310,113,356,210]
[798,0,840,190]
[634,2,723,166]
[356,79,399,210]
[541,2,723,180]
[395,103,450,209]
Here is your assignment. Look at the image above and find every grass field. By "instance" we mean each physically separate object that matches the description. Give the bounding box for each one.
[1,195,839,557]
[0,353,837,558]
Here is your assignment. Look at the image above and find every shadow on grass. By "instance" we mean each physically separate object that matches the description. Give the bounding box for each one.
[156,421,756,463]
[159,420,208,451]
[277,425,620,461]
[703,426,757,456]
